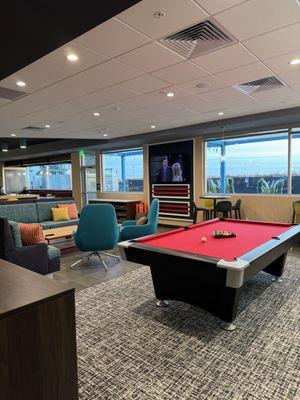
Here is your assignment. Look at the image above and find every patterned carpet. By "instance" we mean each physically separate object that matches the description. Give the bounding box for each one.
[76,257,300,400]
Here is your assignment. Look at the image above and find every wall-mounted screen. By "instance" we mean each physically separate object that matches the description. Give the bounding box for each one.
[149,140,193,184]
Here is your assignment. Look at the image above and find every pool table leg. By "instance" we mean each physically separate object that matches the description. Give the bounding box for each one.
[271,276,283,283]
[156,299,169,307]
[264,253,287,283]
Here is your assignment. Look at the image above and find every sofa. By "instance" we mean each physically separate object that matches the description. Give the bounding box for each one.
[0,217,60,275]
[0,198,79,229]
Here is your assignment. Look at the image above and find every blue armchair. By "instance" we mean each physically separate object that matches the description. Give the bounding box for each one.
[71,204,120,270]
[119,198,159,241]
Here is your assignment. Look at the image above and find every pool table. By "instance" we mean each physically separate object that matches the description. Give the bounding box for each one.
[118,218,300,330]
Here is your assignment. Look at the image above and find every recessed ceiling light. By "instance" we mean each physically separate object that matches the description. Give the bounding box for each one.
[103,133,108,137]
[218,112,224,116]
[16,80,26,87]
[20,138,27,149]
[166,92,174,97]
[289,58,300,65]
[93,112,100,117]
[150,125,157,129]
[45,124,51,128]
[10,133,16,137]
[2,143,8,152]
[67,53,78,62]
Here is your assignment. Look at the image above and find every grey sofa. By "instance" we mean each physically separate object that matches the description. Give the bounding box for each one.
[0,199,79,229]
[0,217,60,275]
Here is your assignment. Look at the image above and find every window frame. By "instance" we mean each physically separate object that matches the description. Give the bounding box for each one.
[203,128,299,196]
[100,147,144,194]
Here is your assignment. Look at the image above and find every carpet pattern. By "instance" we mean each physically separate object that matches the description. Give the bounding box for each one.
[76,257,300,400]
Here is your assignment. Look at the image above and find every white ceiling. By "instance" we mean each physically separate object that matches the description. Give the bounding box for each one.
[1,0,300,140]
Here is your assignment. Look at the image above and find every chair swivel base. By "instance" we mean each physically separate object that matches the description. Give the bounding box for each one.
[70,251,120,270]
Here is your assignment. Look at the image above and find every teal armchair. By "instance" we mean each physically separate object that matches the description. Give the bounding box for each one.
[71,204,120,270]
[120,198,159,241]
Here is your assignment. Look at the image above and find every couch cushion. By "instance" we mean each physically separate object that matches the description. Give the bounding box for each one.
[9,220,23,247]
[19,223,46,245]
[41,219,79,230]
[47,245,61,260]
[36,200,75,222]
[0,203,38,223]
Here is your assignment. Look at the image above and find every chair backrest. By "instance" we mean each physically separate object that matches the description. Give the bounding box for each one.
[147,198,159,227]
[74,204,119,251]
[215,201,232,212]
[293,201,300,223]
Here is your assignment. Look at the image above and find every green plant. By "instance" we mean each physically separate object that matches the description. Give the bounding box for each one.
[207,178,220,193]
[225,176,235,193]
[257,178,285,194]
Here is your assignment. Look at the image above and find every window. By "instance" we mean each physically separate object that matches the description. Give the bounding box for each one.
[205,131,289,195]
[28,163,72,190]
[80,151,96,166]
[102,149,143,192]
[291,128,300,194]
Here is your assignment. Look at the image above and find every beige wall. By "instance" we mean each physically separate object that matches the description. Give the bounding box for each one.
[71,152,82,210]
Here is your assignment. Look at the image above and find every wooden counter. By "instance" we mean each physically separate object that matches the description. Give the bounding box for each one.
[0,260,78,399]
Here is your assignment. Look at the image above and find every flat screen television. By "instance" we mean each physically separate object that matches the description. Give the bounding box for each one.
[149,140,193,184]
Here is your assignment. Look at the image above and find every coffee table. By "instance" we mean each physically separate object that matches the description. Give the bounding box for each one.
[43,225,78,253]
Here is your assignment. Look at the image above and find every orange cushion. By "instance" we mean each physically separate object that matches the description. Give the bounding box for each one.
[19,223,46,246]
[58,203,78,219]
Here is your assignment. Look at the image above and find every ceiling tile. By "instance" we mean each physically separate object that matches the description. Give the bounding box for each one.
[116,42,185,73]
[215,62,272,86]
[193,0,248,15]
[42,42,108,73]
[69,86,136,108]
[215,0,300,41]
[16,60,71,85]
[120,75,170,94]
[151,61,209,84]
[264,51,300,74]
[177,75,229,94]
[279,70,300,87]
[250,86,300,102]
[81,60,144,87]
[0,74,47,93]
[74,18,151,58]
[243,22,300,60]
[192,43,258,74]
[117,0,208,40]
[202,86,250,101]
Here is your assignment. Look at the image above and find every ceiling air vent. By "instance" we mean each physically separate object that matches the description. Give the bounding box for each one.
[22,126,46,131]
[234,76,286,95]
[160,18,236,58]
[0,86,27,100]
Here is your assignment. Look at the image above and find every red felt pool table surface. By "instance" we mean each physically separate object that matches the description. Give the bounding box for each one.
[137,219,293,260]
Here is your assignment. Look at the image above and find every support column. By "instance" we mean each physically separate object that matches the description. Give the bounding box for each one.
[71,152,82,210]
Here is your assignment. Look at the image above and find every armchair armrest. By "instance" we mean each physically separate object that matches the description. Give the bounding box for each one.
[7,243,49,275]
[119,224,155,241]
[122,220,137,227]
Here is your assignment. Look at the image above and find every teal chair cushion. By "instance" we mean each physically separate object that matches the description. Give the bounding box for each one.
[0,203,38,223]
[9,220,22,247]
[74,204,119,252]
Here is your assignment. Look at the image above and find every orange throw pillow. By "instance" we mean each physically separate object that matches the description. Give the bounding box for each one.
[58,203,78,219]
[19,223,46,246]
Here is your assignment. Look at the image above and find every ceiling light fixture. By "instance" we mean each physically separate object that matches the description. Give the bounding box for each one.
[10,133,16,137]
[218,112,224,116]
[1,143,8,152]
[289,58,300,65]
[16,80,26,87]
[93,112,100,117]
[150,125,157,129]
[103,133,108,137]
[166,92,174,97]
[20,138,27,149]
[45,124,51,128]
[67,53,79,62]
